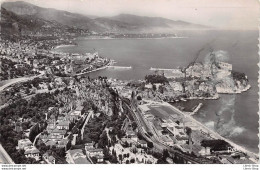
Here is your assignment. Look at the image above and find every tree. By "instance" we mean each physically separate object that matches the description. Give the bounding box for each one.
[23,157,39,164]
[122,141,129,148]
[112,148,116,156]
[91,157,97,164]
[137,132,144,140]
[158,85,164,94]
[152,84,157,91]
[137,96,142,101]
[147,141,154,148]
[98,131,108,148]
[132,122,137,131]
[132,148,137,154]
[110,155,118,164]
[185,127,192,145]
[53,147,66,158]
[37,142,50,155]
[185,127,192,136]
[66,140,72,150]
[119,154,123,163]
[163,149,170,159]
[103,147,110,160]
[25,87,30,94]
[130,158,135,163]
[29,123,40,142]
[47,84,52,91]
[131,91,135,99]
[145,74,168,84]
[157,158,168,164]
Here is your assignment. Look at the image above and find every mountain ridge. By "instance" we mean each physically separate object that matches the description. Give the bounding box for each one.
[2,1,210,33]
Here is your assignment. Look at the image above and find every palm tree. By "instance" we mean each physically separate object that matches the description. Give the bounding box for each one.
[185,127,192,153]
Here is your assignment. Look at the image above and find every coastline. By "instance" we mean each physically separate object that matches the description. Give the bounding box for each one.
[187,94,219,100]
[54,44,77,49]
[183,84,251,100]
[217,84,251,94]
[163,102,259,162]
[83,36,188,40]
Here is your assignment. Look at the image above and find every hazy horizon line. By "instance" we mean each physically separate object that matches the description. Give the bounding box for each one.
[1,0,259,31]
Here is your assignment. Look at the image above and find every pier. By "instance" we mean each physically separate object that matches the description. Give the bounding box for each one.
[150,67,176,71]
[189,103,203,116]
[107,65,132,69]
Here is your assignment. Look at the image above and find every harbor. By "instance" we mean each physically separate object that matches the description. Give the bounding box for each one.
[54,35,259,155]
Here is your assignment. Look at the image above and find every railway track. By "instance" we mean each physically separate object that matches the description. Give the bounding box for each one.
[121,98,214,164]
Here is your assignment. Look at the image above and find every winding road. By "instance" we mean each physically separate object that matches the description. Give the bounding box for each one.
[0,72,45,92]
[0,144,15,164]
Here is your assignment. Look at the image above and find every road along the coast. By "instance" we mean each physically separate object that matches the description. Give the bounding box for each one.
[161,102,259,163]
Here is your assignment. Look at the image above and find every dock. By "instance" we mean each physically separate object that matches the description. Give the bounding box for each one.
[150,67,176,71]
[190,103,203,116]
[107,66,132,69]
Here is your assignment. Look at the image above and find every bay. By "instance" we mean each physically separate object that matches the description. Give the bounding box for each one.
[55,30,259,153]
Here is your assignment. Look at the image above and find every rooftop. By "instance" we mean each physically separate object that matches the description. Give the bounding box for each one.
[24,146,40,154]
[57,121,70,126]
[161,136,172,142]
[18,138,32,144]
[74,157,91,164]
[87,148,103,152]
[176,135,189,141]
[48,156,55,162]
[45,140,57,146]
[138,139,147,145]
[51,128,67,134]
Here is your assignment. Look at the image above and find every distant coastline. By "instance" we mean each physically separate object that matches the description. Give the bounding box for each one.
[83,36,188,40]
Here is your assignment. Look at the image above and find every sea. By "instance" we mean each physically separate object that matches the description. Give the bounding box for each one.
[54,30,259,153]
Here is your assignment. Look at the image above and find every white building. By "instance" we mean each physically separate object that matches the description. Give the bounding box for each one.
[169,82,183,92]
[86,148,103,157]
[199,147,211,156]
[164,69,185,78]
[66,149,91,164]
[17,139,33,150]
[24,146,40,161]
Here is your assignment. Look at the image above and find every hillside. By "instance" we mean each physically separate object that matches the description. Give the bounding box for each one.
[0,7,45,37]
[2,1,209,33]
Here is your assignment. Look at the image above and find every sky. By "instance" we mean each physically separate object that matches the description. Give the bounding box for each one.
[2,0,260,30]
